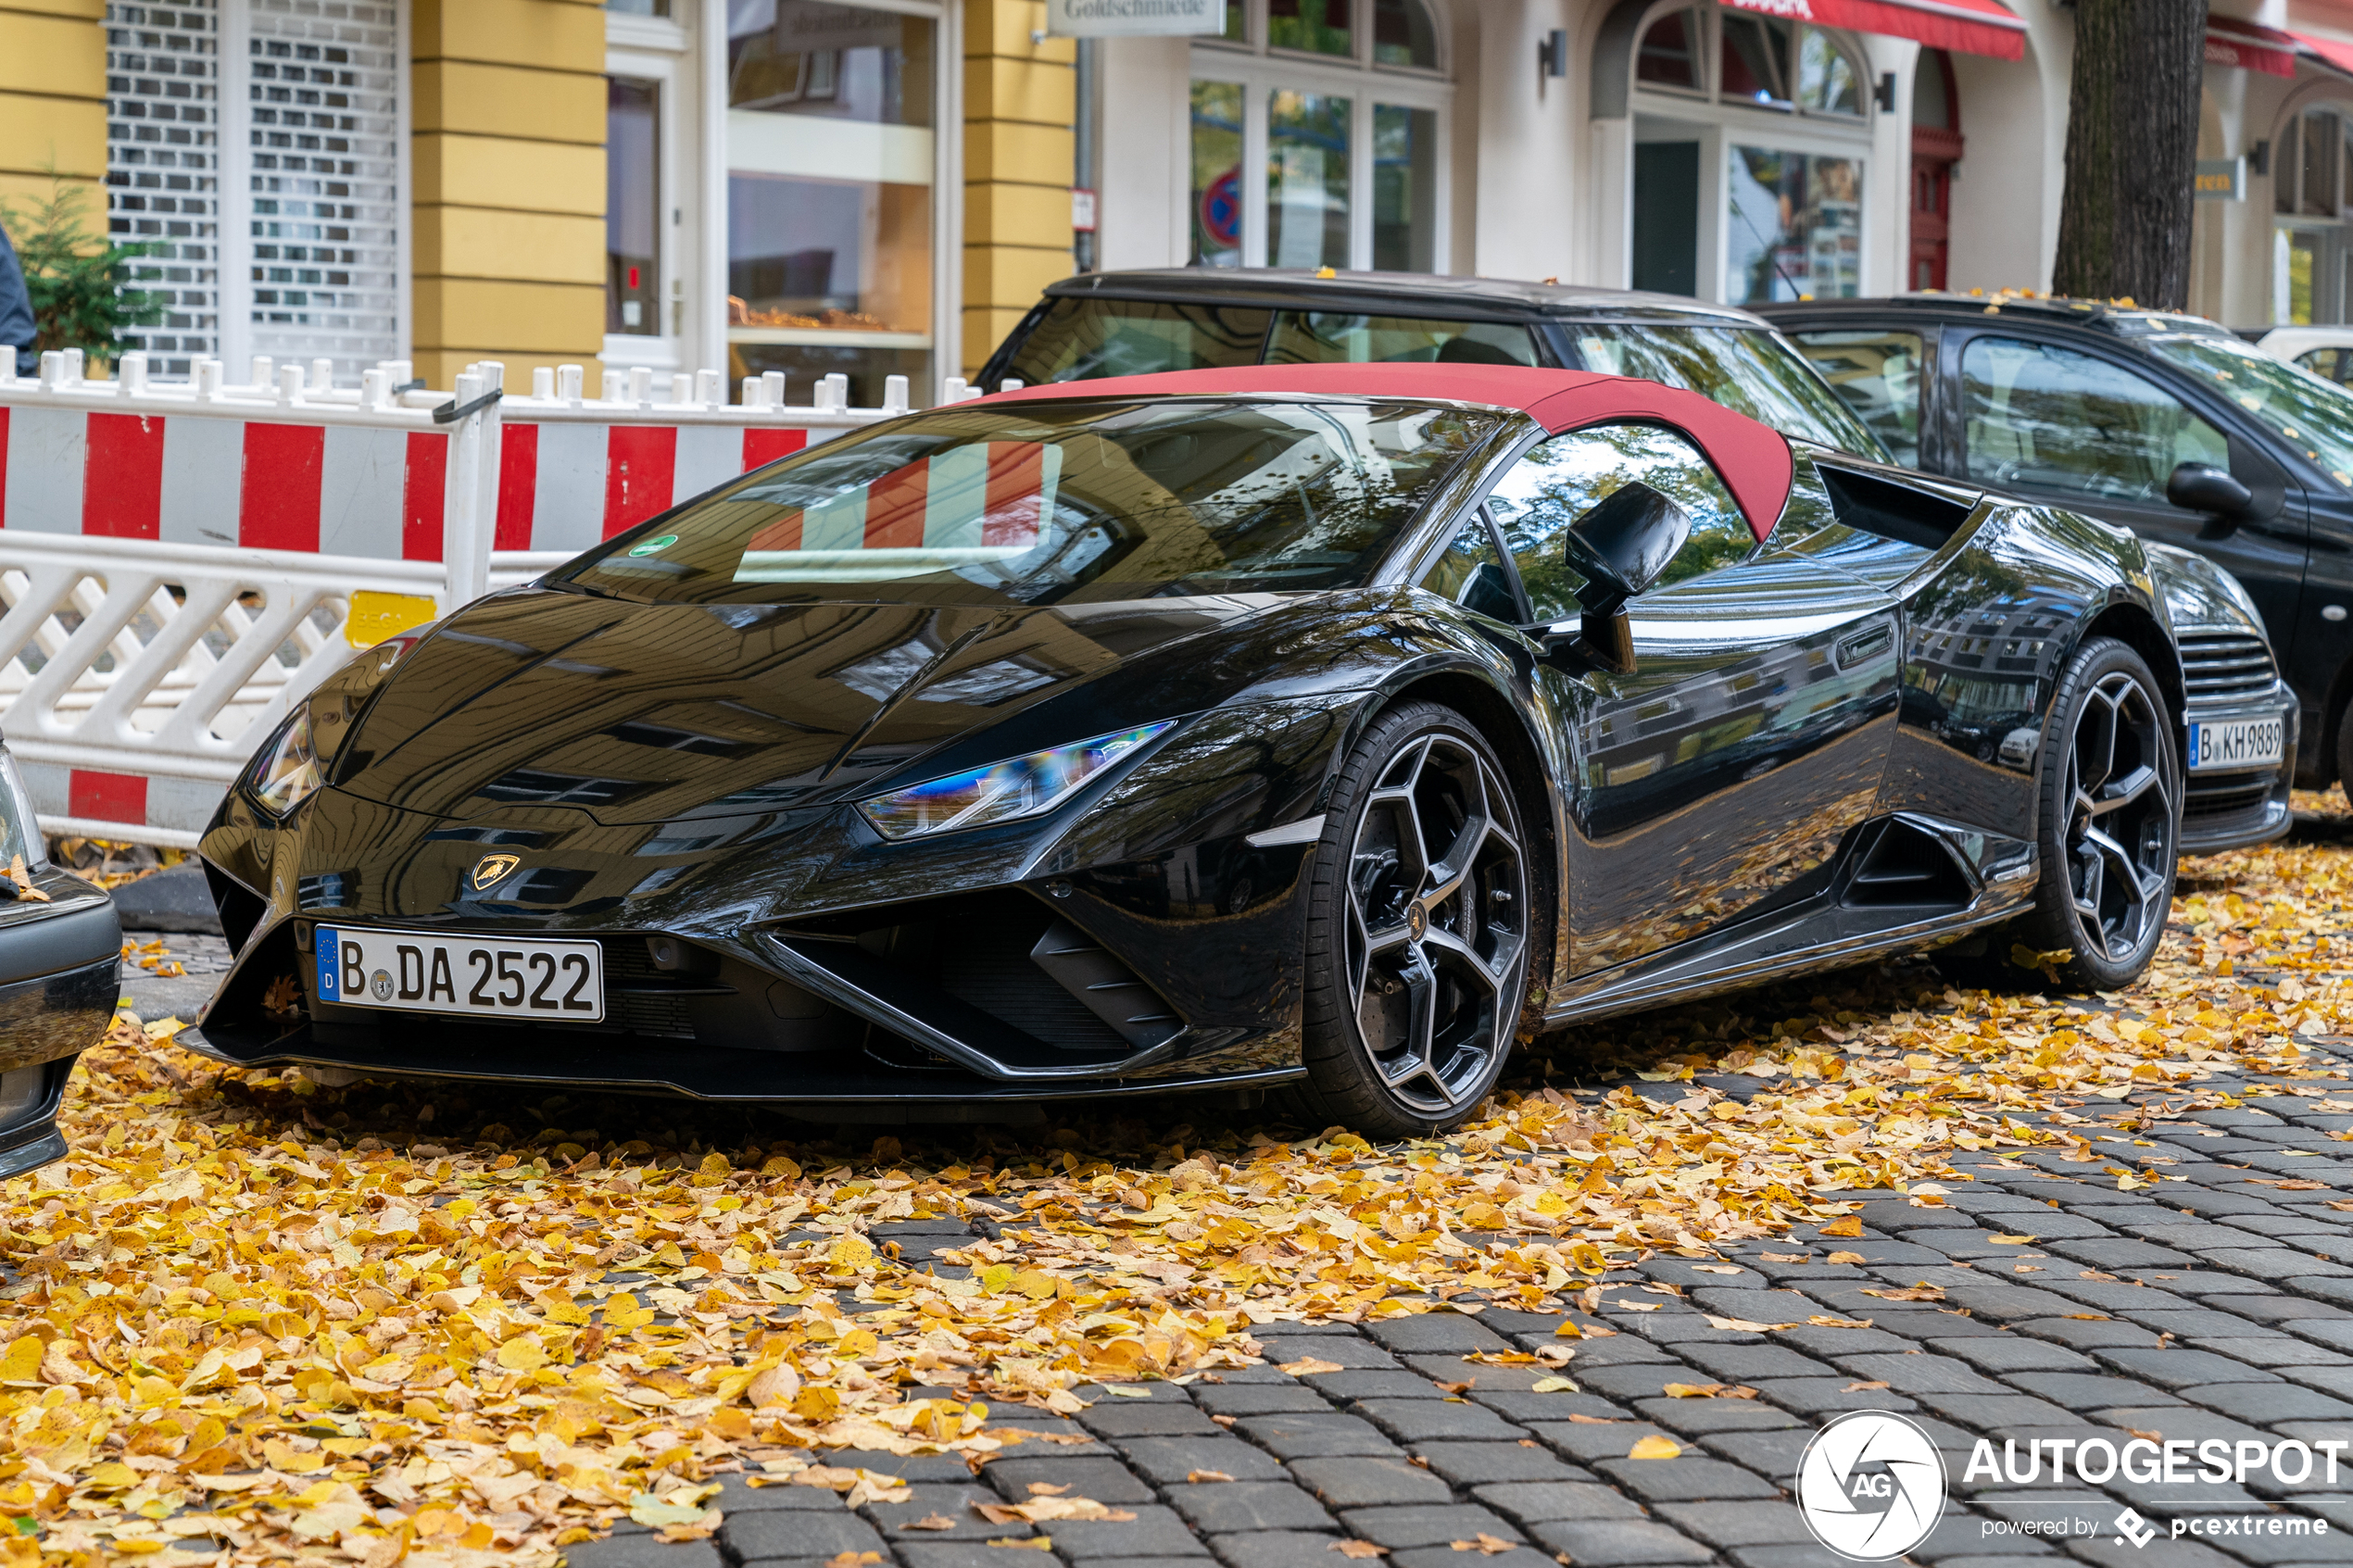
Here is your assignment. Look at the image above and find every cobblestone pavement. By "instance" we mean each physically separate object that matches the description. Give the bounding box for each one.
[118,929,233,1023]
[107,896,2353,1568]
[518,1037,2353,1568]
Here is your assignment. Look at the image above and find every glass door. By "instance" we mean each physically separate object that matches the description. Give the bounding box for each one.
[605,38,688,372]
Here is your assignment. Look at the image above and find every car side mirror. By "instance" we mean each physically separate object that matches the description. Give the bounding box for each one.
[2168,461,2255,538]
[1551,482,1691,673]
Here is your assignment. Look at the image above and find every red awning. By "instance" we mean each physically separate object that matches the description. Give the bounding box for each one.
[2296,29,2353,77]
[2206,16,2297,76]
[1720,0,2025,61]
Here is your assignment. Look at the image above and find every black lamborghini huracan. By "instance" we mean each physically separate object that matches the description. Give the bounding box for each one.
[182,365,2292,1135]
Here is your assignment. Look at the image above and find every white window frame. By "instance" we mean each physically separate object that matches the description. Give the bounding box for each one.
[200,0,411,378]
[1189,0,1452,273]
[700,0,961,396]
[1625,0,1872,305]
[605,38,690,371]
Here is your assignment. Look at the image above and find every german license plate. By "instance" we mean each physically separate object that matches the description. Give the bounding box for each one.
[2186,716,2284,771]
[314,926,603,1021]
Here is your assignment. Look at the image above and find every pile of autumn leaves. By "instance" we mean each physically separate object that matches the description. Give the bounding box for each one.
[1,824,2345,1566]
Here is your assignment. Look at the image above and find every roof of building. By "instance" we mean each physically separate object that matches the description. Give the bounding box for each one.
[982,363,1793,541]
[1041,268,1773,328]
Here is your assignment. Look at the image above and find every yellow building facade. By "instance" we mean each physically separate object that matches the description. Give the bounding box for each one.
[0,0,1077,397]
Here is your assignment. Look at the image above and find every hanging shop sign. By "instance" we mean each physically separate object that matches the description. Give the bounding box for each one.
[2196,158,2246,203]
[1046,0,1223,36]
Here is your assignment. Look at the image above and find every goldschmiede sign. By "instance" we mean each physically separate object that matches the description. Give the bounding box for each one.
[1046,0,1222,34]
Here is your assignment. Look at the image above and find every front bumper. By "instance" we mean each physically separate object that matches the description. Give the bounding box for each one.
[2179,694,2298,854]
[183,847,1320,1107]
[0,881,122,1178]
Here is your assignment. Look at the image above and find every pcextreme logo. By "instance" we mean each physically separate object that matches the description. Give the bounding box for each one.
[1795,1411,1947,1561]
[1796,1416,2347,1557]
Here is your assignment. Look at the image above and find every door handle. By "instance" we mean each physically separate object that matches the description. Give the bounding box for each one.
[1834,622,1894,670]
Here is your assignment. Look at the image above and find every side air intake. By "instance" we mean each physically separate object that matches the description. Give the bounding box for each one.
[1841,818,1975,911]
[1820,466,1975,550]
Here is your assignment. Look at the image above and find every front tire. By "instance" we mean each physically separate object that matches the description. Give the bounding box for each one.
[1292,702,1529,1137]
[1936,636,2179,993]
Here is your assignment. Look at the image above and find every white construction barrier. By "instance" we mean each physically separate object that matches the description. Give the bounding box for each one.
[0,350,914,847]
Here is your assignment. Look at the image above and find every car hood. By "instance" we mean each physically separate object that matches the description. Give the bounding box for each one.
[331,587,1297,824]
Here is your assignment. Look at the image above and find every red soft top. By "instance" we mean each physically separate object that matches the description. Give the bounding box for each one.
[981,364,1794,542]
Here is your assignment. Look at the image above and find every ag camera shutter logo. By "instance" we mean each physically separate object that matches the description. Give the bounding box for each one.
[1796,1411,1947,1560]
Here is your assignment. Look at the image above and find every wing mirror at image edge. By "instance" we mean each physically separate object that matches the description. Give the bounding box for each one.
[1544,481,1692,674]
[2167,461,2256,539]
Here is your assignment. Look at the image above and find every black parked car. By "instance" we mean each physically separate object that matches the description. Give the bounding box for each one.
[184,365,2271,1135]
[0,744,120,1174]
[1761,295,2319,839]
[979,267,1890,458]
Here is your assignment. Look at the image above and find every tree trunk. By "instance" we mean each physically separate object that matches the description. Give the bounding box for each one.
[2049,0,2204,308]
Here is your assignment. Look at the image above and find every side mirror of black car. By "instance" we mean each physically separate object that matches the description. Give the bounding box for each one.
[1549,482,1691,673]
[2168,461,2256,538]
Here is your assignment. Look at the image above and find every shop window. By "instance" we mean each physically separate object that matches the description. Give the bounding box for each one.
[1269,0,1353,57]
[1373,105,1437,270]
[2307,108,2341,220]
[1373,0,1439,69]
[1190,80,1244,267]
[1222,0,1248,41]
[1720,13,1788,107]
[724,0,939,408]
[2277,115,2300,215]
[1187,0,1449,272]
[1726,146,1859,302]
[1636,8,1702,91]
[1795,31,1859,116]
[1268,89,1351,269]
[108,0,406,381]
[607,77,661,337]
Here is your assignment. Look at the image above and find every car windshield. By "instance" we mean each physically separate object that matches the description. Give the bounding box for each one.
[1565,323,1889,459]
[2143,332,2353,489]
[553,399,1503,607]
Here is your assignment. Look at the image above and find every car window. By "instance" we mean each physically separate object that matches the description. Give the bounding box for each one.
[1000,297,1271,384]
[2146,332,2353,489]
[1788,329,1924,466]
[1419,513,1522,623]
[1960,335,2230,505]
[1265,312,1541,368]
[1566,323,1889,459]
[2296,346,2353,384]
[1484,422,1753,624]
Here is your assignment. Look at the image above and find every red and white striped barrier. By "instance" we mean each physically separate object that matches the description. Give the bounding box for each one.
[0,350,919,846]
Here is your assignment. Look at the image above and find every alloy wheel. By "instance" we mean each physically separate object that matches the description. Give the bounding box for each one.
[1343,733,1527,1116]
[2062,669,2176,964]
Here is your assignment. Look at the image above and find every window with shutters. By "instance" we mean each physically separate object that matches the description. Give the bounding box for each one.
[107,0,407,381]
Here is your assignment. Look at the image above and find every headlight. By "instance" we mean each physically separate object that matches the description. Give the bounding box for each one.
[0,751,43,869]
[240,622,437,822]
[858,721,1176,842]
[245,705,324,818]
